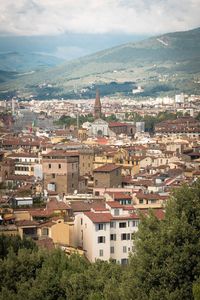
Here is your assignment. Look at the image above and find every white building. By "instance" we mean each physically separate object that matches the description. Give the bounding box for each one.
[8,153,41,176]
[74,202,139,264]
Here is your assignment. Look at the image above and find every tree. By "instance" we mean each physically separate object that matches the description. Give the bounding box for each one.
[193,279,200,300]
[0,234,36,259]
[122,180,200,300]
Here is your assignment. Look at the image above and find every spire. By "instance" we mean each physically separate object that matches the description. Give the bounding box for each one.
[94,89,101,119]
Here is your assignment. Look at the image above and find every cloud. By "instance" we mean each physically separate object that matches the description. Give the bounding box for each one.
[0,0,199,36]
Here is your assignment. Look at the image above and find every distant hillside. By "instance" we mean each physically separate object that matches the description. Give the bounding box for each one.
[0,52,64,72]
[0,27,200,99]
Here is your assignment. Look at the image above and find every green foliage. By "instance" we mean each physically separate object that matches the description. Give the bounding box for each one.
[124,180,200,300]
[1,28,200,99]
[0,240,124,300]
[0,180,200,299]
[55,113,94,127]
[126,110,180,132]
[193,279,200,300]
[104,114,118,122]
[0,234,37,259]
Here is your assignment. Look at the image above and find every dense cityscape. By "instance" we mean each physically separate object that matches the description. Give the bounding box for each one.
[1,1,200,299]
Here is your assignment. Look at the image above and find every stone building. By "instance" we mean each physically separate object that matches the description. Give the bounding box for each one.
[42,150,79,195]
[93,163,122,188]
[94,89,101,119]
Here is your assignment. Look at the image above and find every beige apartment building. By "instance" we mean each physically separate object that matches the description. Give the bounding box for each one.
[42,150,79,195]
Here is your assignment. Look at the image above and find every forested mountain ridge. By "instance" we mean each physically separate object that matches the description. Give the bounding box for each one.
[0,27,200,99]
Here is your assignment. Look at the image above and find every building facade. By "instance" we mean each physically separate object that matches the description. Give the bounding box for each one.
[93,164,122,188]
[42,150,79,195]
[74,202,139,263]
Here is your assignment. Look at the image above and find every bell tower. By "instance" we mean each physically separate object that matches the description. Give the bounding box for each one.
[94,89,101,119]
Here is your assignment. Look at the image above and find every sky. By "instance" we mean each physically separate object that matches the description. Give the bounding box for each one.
[0,0,200,59]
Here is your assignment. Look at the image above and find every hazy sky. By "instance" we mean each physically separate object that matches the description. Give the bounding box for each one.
[0,0,200,36]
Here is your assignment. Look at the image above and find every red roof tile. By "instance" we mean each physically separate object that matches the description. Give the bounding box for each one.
[46,200,71,211]
[36,238,54,250]
[84,211,112,223]
[94,163,121,172]
[106,201,124,208]
[16,220,39,227]
[109,122,127,127]
[106,191,132,200]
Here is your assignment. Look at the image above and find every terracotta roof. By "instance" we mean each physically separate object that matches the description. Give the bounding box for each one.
[36,238,54,250]
[141,208,165,220]
[29,209,50,217]
[84,211,112,223]
[111,213,139,220]
[194,171,200,175]
[94,163,121,172]
[106,192,132,200]
[46,199,71,211]
[106,201,124,208]
[109,122,127,127]
[136,193,167,200]
[69,200,105,213]
[16,220,39,227]
[39,221,55,228]
[6,175,35,181]
[8,153,38,158]
[94,137,109,145]
[43,150,79,158]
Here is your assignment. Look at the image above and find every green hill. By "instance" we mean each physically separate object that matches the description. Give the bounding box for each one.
[0,27,200,99]
[0,52,64,72]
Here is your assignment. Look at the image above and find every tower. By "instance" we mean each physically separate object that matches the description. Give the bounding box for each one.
[94,89,101,119]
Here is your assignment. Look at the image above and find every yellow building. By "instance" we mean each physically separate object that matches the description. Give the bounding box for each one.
[94,148,142,176]
[38,218,74,246]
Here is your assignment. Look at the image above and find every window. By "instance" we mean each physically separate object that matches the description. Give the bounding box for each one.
[81,218,83,225]
[97,223,104,231]
[123,246,127,253]
[121,233,131,240]
[121,258,128,265]
[58,164,61,169]
[151,199,156,204]
[110,234,116,241]
[48,164,51,169]
[98,236,106,243]
[114,209,119,216]
[95,180,98,186]
[99,249,103,257]
[110,246,115,254]
[52,174,55,178]
[119,222,126,228]
[133,220,139,227]
[110,221,116,228]
[139,199,143,204]
[42,228,49,236]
